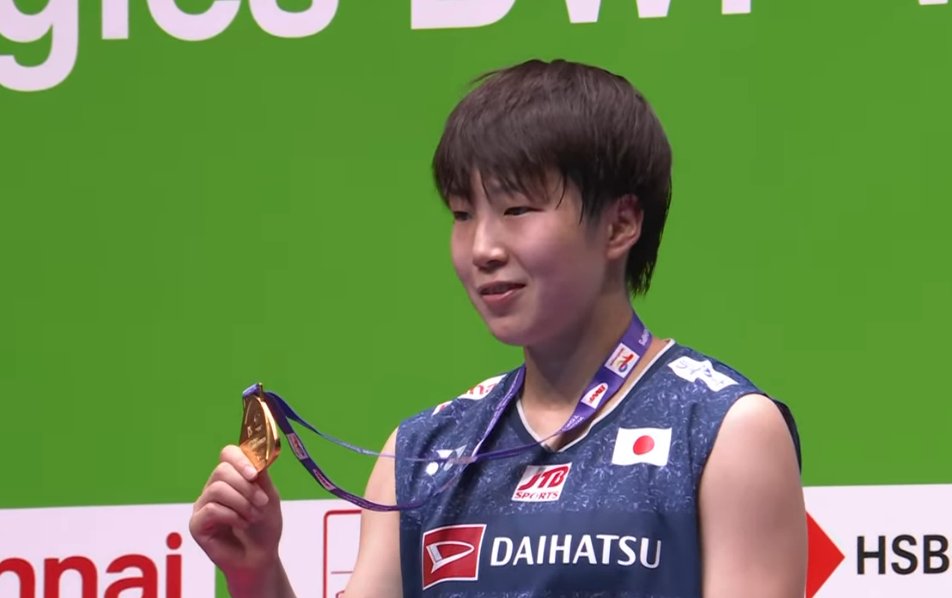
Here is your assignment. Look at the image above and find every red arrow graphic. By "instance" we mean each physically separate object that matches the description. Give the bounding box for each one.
[806,512,845,598]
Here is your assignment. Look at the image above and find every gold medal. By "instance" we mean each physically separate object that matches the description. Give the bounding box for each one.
[239,385,281,472]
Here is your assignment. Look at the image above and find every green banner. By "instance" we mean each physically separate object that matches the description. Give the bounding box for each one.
[2,1,951,595]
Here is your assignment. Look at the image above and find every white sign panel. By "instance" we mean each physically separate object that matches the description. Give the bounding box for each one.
[0,503,214,598]
[804,484,952,597]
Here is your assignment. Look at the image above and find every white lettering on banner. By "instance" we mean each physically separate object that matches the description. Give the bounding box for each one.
[0,0,338,92]
[101,0,338,40]
[564,0,750,23]
[0,0,78,92]
[411,0,516,29]
[249,0,339,38]
[0,503,213,598]
[147,0,241,41]
[2,1,948,92]
[102,0,129,39]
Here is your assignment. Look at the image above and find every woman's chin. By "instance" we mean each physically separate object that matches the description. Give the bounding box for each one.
[484,321,532,347]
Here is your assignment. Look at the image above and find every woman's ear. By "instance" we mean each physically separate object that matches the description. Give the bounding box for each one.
[606,194,643,260]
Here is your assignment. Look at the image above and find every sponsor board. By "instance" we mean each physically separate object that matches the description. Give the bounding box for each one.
[323,508,361,598]
[277,500,360,598]
[0,503,214,598]
[2,486,950,596]
[803,484,952,598]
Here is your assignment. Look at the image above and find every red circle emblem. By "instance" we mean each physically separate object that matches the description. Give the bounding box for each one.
[632,435,655,455]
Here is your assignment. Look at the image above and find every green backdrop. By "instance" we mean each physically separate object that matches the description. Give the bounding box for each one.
[2,0,950,573]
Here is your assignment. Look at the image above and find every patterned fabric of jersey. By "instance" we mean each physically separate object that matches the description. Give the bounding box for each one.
[395,342,801,598]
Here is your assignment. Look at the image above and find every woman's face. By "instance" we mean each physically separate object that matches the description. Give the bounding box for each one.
[448,173,615,349]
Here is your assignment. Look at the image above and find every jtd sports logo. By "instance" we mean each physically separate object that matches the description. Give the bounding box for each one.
[422,525,487,590]
[512,464,572,502]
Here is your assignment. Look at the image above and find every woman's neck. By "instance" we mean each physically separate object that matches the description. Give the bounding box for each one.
[521,294,636,412]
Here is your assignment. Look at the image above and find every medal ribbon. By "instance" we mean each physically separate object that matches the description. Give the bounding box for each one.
[250,312,652,511]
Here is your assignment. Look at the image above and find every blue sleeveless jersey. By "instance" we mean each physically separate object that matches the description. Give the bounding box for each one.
[395,342,801,597]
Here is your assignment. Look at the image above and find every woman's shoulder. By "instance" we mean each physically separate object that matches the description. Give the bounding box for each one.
[396,370,515,448]
[654,341,762,397]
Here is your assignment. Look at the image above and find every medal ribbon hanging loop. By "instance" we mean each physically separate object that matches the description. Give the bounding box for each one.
[240,313,652,512]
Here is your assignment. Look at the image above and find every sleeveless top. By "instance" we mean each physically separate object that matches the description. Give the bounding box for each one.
[395,342,801,597]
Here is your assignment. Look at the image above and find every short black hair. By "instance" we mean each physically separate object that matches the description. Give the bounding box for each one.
[432,58,673,296]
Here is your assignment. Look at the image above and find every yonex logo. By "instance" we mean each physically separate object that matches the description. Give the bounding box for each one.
[425,446,467,476]
[422,524,487,590]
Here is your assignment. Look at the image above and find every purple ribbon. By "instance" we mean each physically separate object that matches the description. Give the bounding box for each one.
[247,312,652,512]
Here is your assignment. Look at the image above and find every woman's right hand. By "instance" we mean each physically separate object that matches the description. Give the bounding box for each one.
[189,445,287,595]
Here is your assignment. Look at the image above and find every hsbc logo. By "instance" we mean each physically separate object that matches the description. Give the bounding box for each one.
[512,464,572,502]
[421,524,487,590]
[581,383,609,409]
[606,344,639,377]
[803,485,952,597]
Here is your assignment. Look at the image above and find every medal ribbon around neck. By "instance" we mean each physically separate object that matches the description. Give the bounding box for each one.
[246,312,652,511]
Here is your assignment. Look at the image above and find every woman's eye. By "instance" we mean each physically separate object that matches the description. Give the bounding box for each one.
[452,211,471,222]
[505,206,534,216]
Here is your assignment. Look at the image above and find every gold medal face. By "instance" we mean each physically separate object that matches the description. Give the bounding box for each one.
[239,392,281,472]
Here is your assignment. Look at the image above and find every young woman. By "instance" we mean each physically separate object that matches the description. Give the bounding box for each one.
[190,59,807,597]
